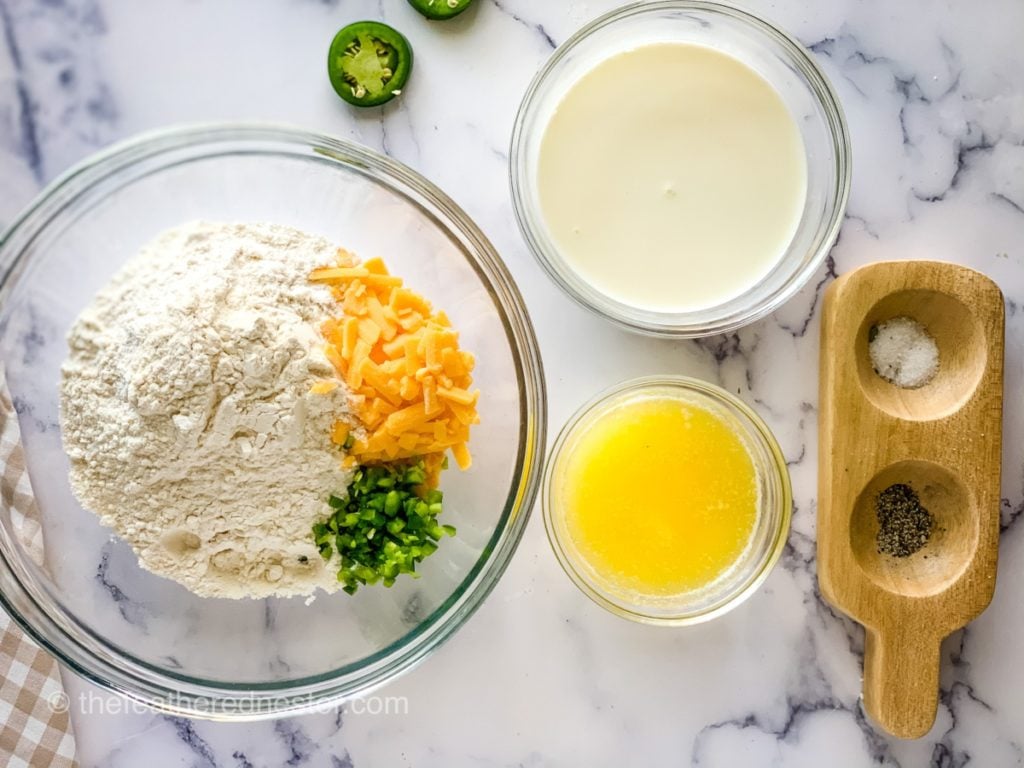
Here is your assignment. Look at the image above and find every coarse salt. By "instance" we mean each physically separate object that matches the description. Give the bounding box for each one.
[868,316,939,389]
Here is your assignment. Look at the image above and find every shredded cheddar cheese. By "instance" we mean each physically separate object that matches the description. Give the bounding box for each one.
[312,250,479,474]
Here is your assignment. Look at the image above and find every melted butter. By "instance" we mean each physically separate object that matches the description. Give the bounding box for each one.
[557,395,758,596]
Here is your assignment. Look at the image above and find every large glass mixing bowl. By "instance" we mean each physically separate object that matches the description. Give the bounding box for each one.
[0,124,546,719]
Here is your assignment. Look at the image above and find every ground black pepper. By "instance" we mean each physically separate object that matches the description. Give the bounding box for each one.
[876,483,933,557]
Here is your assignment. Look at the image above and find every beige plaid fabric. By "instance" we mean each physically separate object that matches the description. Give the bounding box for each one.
[0,378,78,767]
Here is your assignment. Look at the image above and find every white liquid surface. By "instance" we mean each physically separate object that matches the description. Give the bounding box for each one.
[538,43,808,313]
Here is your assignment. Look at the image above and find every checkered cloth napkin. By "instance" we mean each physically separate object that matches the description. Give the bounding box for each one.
[0,378,78,767]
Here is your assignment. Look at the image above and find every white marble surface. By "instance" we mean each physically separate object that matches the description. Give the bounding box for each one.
[1,0,1023,765]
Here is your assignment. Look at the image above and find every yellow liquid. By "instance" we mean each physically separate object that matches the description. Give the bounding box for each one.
[558,395,758,596]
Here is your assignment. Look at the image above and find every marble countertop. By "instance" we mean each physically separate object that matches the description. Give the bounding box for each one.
[2,0,1023,765]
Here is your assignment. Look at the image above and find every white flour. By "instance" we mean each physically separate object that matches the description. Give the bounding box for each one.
[60,221,353,599]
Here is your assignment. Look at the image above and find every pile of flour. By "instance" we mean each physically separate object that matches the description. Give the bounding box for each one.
[60,221,353,599]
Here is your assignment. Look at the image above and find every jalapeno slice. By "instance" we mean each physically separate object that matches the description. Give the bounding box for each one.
[327,22,413,107]
[407,0,474,20]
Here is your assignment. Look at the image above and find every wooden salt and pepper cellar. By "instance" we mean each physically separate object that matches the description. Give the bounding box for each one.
[818,261,1005,739]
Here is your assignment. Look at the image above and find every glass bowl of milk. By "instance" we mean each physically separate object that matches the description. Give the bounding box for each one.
[510,0,850,337]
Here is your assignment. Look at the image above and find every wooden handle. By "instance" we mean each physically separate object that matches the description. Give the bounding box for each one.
[863,626,940,739]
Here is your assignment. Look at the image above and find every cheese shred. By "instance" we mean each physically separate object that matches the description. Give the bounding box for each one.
[312,250,480,475]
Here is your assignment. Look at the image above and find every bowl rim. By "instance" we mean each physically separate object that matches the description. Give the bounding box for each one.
[542,375,792,625]
[0,122,547,718]
[509,0,852,338]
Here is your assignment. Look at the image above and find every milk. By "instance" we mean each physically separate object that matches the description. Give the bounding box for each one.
[538,43,807,313]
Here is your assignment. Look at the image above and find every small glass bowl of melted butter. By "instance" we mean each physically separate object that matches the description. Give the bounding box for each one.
[511,1,851,337]
[543,376,792,625]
